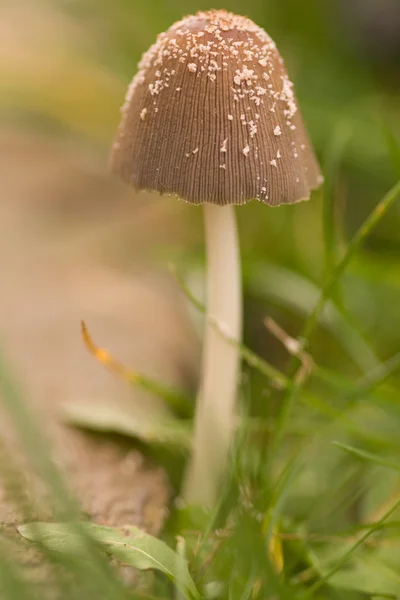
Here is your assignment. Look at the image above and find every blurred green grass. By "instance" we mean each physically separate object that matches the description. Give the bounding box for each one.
[1,0,400,598]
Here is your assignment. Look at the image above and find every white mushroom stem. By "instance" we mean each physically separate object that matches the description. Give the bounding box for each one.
[183,203,242,507]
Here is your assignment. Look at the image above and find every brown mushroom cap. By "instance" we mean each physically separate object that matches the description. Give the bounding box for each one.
[110,10,323,206]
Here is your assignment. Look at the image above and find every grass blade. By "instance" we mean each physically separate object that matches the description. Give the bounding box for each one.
[0,346,75,518]
[81,321,192,417]
[334,441,400,471]
[272,180,400,462]
[381,122,400,178]
[303,178,400,342]
[0,347,131,599]
[303,498,400,596]
[322,120,351,276]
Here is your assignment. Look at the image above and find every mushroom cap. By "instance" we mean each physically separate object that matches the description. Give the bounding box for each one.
[110,10,323,206]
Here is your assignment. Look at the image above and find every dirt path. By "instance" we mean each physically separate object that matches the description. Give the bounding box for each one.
[0,129,198,537]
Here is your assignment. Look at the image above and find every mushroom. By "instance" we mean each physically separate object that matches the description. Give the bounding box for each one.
[110,9,323,507]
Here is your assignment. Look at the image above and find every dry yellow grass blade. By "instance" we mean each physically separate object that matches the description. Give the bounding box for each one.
[81,320,137,382]
[81,321,192,415]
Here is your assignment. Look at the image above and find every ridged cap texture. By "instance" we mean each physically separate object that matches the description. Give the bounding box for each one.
[110,10,323,206]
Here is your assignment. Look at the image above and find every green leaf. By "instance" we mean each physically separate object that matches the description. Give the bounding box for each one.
[334,442,400,471]
[18,522,200,599]
[63,401,192,450]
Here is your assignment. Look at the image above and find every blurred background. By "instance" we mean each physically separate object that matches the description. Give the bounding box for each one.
[1,0,400,595]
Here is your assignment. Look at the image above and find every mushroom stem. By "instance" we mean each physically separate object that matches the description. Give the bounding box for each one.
[183,203,242,507]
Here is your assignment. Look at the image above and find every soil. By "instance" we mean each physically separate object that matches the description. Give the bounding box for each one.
[0,129,199,569]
